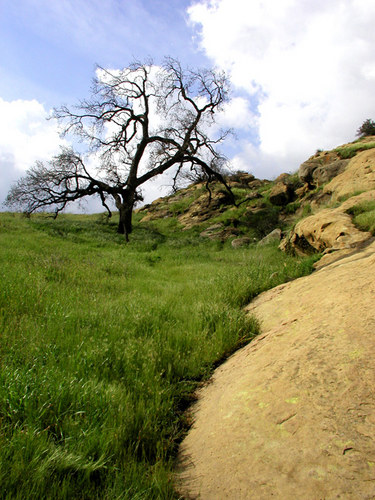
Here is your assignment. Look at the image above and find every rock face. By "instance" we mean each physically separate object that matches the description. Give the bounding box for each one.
[258,228,282,246]
[324,148,375,199]
[177,241,375,500]
[269,182,292,206]
[312,158,349,186]
[282,144,375,257]
[298,151,341,186]
[280,191,375,256]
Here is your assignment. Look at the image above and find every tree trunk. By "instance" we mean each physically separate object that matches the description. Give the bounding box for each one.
[117,198,134,242]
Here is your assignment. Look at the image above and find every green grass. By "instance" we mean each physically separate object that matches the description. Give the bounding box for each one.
[0,212,318,499]
[346,201,375,234]
[334,141,375,159]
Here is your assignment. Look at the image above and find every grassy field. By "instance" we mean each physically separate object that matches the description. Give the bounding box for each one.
[0,212,318,499]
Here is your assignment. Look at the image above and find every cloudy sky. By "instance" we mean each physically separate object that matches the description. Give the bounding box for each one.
[1,0,375,210]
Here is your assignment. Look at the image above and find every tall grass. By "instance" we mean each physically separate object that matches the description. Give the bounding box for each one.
[334,141,375,159]
[346,201,375,234]
[0,213,317,498]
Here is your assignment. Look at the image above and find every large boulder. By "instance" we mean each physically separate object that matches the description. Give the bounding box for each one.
[298,151,340,187]
[269,182,292,206]
[298,158,322,186]
[258,228,282,246]
[312,159,350,186]
[228,172,255,188]
[177,240,375,500]
[280,191,375,256]
[324,148,375,199]
[231,237,252,248]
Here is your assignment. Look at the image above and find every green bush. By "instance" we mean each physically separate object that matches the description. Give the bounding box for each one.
[356,119,375,137]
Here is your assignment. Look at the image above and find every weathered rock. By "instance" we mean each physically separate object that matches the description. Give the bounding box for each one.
[274,173,291,184]
[324,148,375,199]
[228,172,255,187]
[248,179,266,189]
[295,183,310,198]
[311,159,350,186]
[298,158,323,185]
[298,151,341,186]
[258,228,282,246]
[269,182,292,206]
[280,191,375,256]
[231,237,252,248]
[200,223,224,239]
[177,241,375,500]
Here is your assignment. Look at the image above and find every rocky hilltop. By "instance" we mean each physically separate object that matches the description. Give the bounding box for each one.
[139,135,375,262]
[172,136,375,499]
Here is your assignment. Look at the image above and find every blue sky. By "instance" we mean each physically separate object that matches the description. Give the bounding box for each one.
[0,0,208,105]
[2,0,375,210]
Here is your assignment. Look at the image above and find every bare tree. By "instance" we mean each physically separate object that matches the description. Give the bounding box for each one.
[5,58,234,240]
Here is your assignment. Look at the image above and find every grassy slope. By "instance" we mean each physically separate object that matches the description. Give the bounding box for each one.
[0,212,318,499]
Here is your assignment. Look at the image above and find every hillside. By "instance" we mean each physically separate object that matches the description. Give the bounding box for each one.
[176,136,375,499]
[0,196,317,497]
[1,135,375,498]
[137,135,375,260]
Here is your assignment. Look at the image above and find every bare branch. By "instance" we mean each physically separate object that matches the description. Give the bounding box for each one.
[6,57,233,240]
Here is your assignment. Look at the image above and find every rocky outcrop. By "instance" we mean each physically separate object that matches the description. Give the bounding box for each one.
[312,159,349,186]
[298,151,341,186]
[323,148,375,199]
[282,145,375,258]
[139,137,375,247]
[280,191,375,257]
[269,182,291,206]
[177,240,375,500]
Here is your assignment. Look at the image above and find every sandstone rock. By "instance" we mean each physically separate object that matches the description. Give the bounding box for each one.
[311,159,349,186]
[298,158,323,185]
[231,237,252,248]
[258,228,282,246]
[177,241,375,500]
[200,223,224,239]
[295,183,309,198]
[298,151,340,186]
[323,148,375,199]
[247,179,266,189]
[269,182,292,206]
[280,191,375,256]
[228,172,255,187]
[285,210,369,254]
[274,173,290,184]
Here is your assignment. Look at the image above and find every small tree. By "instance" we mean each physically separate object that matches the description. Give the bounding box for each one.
[5,58,234,240]
[356,119,375,137]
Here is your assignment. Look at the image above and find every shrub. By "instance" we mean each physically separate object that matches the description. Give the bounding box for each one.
[356,119,375,137]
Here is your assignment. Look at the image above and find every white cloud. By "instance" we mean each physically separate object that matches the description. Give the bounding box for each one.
[0,98,63,171]
[188,0,375,177]
[215,97,255,130]
[0,98,65,206]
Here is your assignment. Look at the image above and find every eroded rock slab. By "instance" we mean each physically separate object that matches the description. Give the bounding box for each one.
[324,148,375,199]
[177,241,375,499]
[280,190,375,256]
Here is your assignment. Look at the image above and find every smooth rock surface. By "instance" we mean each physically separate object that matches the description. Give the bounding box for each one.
[177,241,375,500]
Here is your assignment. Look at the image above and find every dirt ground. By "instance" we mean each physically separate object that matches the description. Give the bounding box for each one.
[176,240,375,499]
